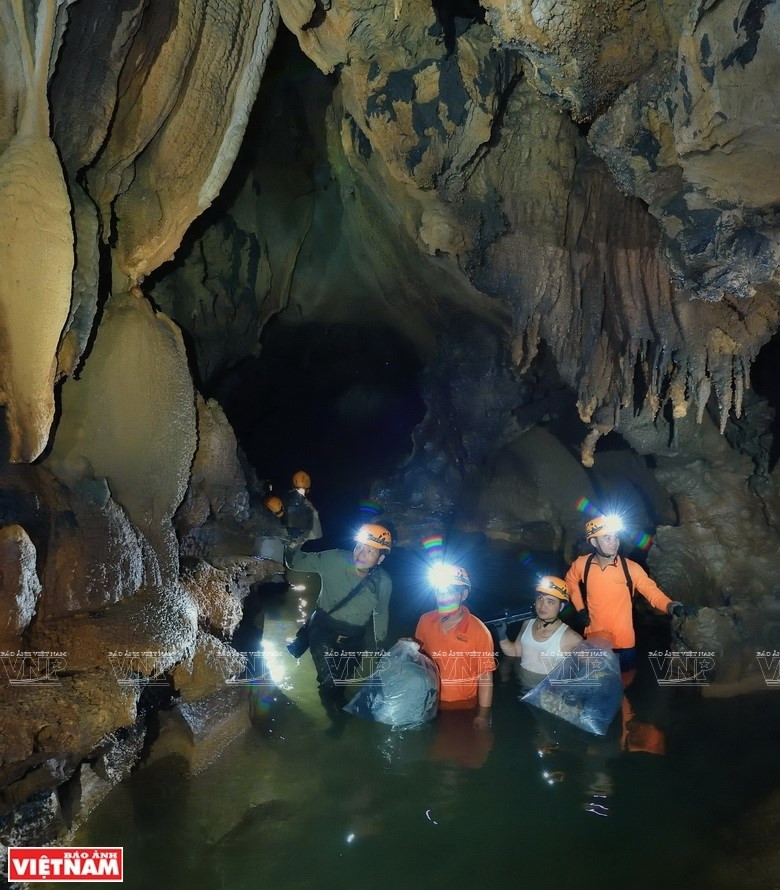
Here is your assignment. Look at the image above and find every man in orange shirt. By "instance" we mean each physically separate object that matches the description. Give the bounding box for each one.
[565,515,685,674]
[415,565,497,729]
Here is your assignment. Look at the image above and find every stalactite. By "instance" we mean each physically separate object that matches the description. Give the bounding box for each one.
[580,425,601,467]
[733,355,746,420]
[0,0,74,461]
[513,313,541,373]
[668,368,689,419]
[617,342,635,408]
[695,375,711,424]
[580,421,614,467]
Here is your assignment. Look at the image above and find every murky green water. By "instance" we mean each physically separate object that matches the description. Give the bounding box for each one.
[59,561,780,890]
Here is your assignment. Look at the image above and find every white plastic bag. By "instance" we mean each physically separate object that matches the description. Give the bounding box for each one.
[521,639,623,735]
[344,640,438,728]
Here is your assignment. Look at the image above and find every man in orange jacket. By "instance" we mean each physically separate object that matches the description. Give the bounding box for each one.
[415,565,497,729]
[565,515,685,674]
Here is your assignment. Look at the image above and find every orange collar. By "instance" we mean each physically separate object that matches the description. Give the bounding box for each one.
[438,605,471,634]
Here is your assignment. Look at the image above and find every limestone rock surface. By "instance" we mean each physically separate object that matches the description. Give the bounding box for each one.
[176,397,252,537]
[48,293,197,587]
[171,630,246,703]
[180,559,246,640]
[0,525,40,647]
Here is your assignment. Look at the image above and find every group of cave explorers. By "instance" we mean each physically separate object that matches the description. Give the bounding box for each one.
[263,473,688,733]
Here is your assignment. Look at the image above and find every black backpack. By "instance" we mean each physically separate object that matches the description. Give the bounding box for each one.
[283,490,314,534]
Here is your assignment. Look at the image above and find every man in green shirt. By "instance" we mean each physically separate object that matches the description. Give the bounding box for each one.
[286,523,393,708]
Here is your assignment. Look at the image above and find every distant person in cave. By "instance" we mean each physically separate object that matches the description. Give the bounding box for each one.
[565,514,686,680]
[264,494,285,521]
[283,470,317,542]
[286,523,393,716]
[273,479,323,548]
[415,565,497,730]
[494,576,582,690]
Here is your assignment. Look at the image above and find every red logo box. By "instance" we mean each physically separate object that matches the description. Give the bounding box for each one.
[8,847,123,882]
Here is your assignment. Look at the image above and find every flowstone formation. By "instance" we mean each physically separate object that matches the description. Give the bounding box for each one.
[0,0,282,853]
[0,0,73,463]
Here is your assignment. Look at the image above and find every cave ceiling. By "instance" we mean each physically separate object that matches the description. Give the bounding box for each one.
[0,0,775,500]
[154,0,780,456]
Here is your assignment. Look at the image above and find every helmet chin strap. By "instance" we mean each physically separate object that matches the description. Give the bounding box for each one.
[537,605,563,628]
[537,615,560,628]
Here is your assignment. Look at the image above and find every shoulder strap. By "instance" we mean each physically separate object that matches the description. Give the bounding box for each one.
[579,554,595,608]
[324,571,377,616]
[580,554,634,607]
[619,555,634,598]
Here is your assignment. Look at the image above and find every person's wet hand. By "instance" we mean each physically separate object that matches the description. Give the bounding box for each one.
[285,535,303,552]
[473,708,491,730]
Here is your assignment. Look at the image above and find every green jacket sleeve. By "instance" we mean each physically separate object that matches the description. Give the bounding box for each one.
[286,547,327,571]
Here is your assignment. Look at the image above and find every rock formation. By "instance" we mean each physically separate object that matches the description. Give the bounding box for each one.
[0,0,281,850]
[0,0,778,857]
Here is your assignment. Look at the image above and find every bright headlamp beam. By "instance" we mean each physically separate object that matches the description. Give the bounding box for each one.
[602,514,623,534]
[428,562,457,591]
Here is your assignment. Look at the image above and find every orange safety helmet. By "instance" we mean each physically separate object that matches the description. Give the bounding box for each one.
[292,470,311,490]
[264,495,284,518]
[584,514,623,539]
[355,523,392,552]
[428,562,470,590]
[535,576,569,601]
[451,566,471,589]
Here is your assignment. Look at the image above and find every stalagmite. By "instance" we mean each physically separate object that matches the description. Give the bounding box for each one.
[0,0,73,461]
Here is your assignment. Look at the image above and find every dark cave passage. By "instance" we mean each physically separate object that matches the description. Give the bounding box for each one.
[212,320,425,544]
[751,329,780,471]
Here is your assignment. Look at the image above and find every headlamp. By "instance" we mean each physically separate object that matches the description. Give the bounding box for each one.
[535,575,569,601]
[354,523,392,552]
[428,562,458,591]
[355,528,383,547]
[602,514,623,534]
[587,514,623,537]
[539,577,563,595]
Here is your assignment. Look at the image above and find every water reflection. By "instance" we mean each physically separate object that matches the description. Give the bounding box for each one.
[51,562,779,890]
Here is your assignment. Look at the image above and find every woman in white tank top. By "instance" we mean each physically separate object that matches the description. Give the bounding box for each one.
[496,576,582,689]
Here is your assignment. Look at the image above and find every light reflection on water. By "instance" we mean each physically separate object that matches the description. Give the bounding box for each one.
[55,559,780,890]
[60,674,780,890]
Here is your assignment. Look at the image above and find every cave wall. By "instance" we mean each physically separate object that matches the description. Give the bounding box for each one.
[0,0,282,844]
